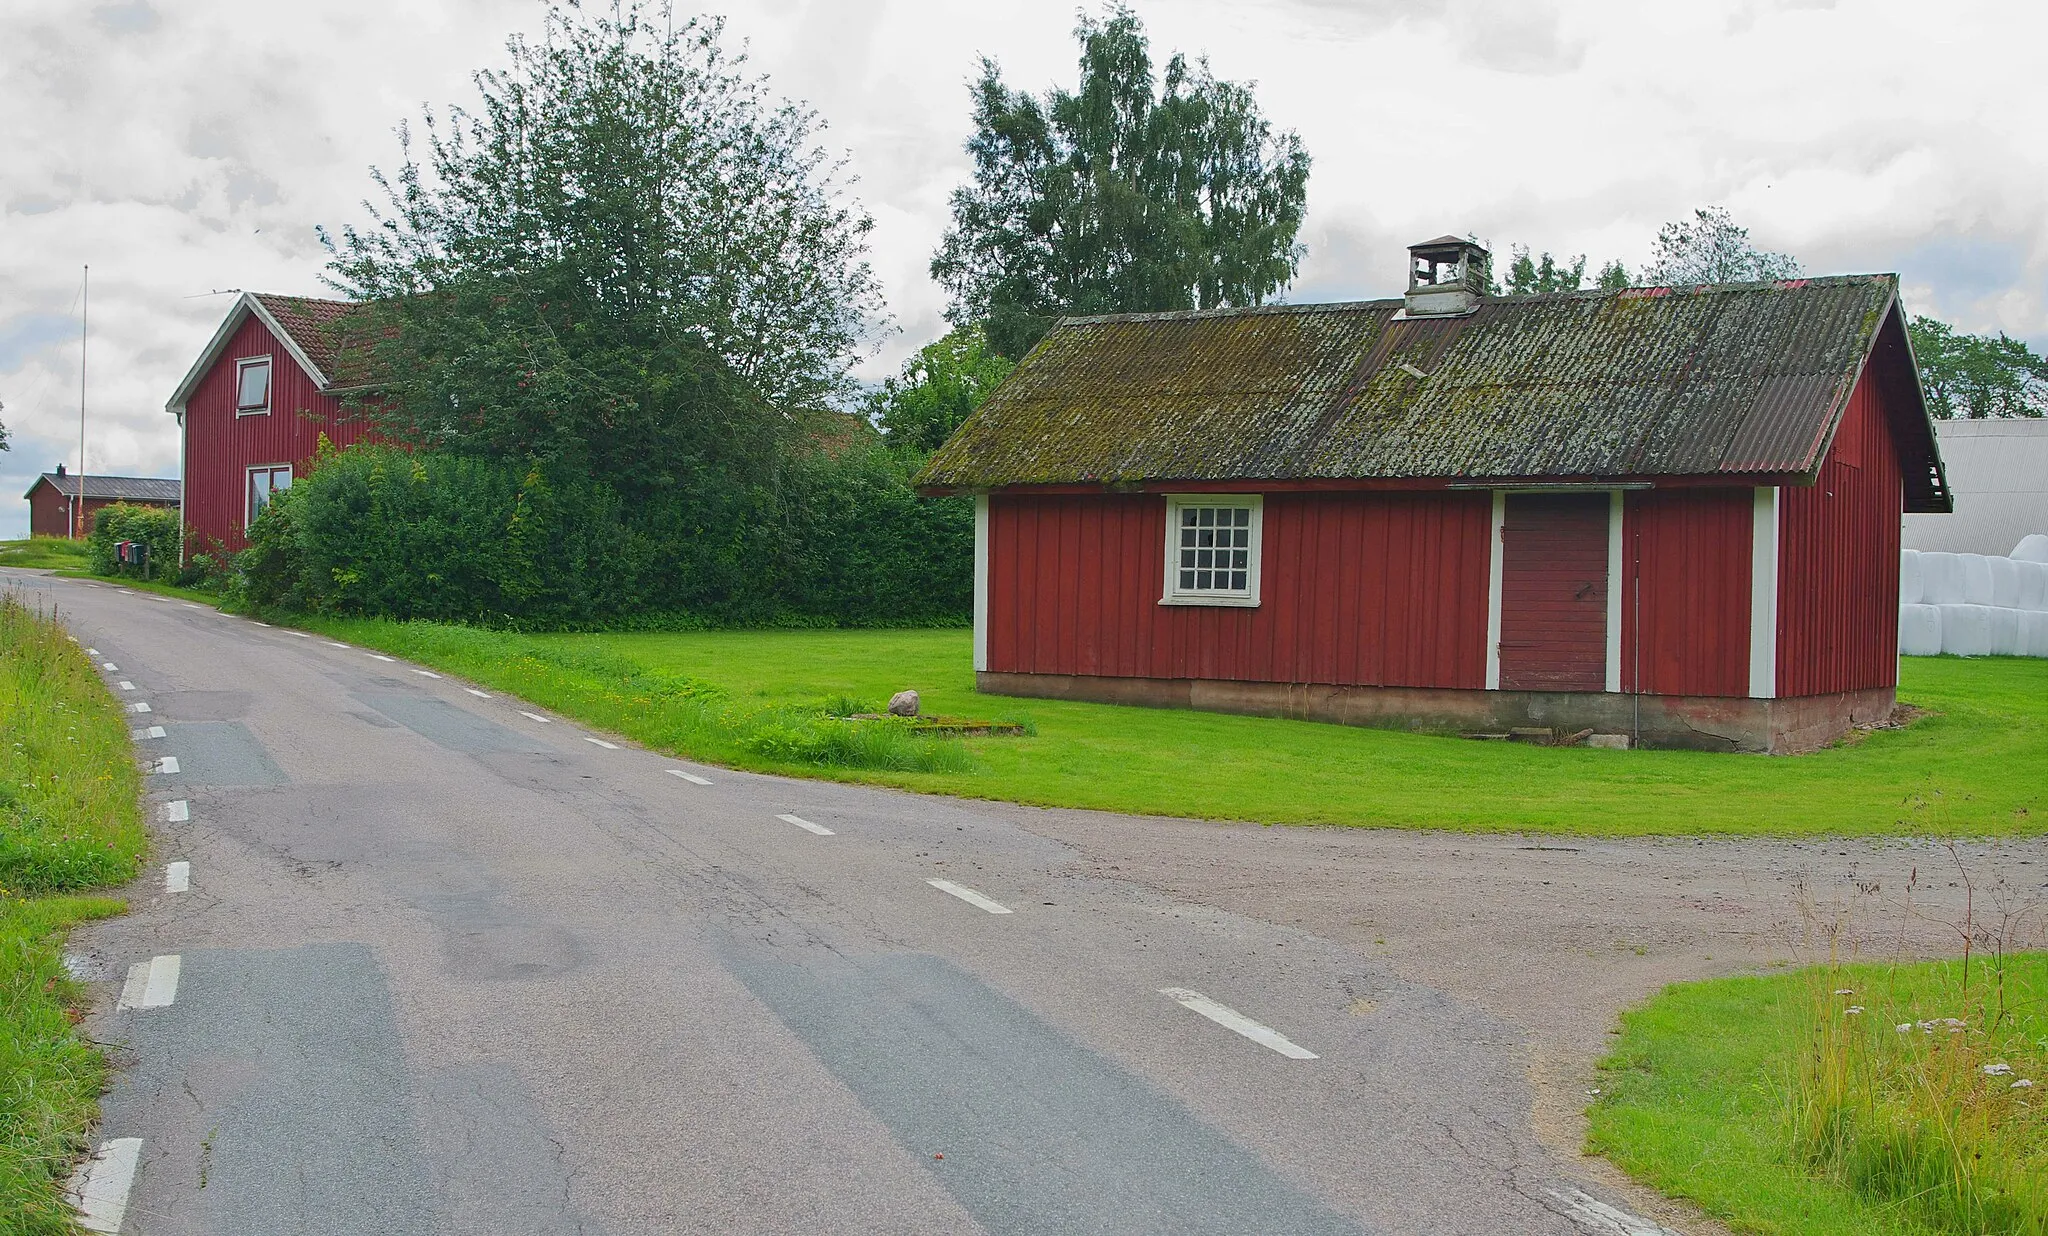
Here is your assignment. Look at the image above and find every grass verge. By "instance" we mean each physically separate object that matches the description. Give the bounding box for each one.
[1590,951,2048,1235]
[254,619,2042,837]
[0,590,145,1233]
[0,540,89,572]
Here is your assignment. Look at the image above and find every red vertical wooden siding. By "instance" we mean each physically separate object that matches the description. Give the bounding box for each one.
[1776,366,1903,696]
[1620,489,1751,696]
[986,490,1491,689]
[1496,494,1609,691]
[182,313,368,552]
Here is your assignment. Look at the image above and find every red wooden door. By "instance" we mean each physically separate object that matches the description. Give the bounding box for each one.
[1498,493,1609,692]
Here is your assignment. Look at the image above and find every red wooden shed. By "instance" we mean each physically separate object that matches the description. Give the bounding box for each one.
[23,468,180,539]
[918,238,1953,752]
[164,292,372,555]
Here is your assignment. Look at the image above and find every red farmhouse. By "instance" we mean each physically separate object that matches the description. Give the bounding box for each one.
[918,238,1953,753]
[165,292,370,555]
[24,467,180,539]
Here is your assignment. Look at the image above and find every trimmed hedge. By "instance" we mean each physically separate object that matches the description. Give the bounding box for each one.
[237,443,971,628]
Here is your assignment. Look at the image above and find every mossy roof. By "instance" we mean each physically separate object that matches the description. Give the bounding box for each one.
[919,274,1948,508]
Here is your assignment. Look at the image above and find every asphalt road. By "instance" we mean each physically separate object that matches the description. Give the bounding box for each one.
[11,570,2041,1236]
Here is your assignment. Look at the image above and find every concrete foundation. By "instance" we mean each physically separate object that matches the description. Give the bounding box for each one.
[976,671,1896,754]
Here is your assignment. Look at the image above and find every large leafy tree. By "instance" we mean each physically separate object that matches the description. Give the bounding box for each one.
[0,401,9,453]
[1642,206,1800,286]
[321,1,883,499]
[1908,316,2048,418]
[866,327,1014,454]
[932,4,1310,359]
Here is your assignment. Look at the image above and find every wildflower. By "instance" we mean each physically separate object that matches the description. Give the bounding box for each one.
[1832,988,1853,996]
[1896,1023,1914,1034]
[1845,1006,1863,1015]
[1984,1063,2013,1076]
[2014,1079,2036,1090]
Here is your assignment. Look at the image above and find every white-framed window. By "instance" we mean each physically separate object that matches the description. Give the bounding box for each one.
[235,356,273,416]
[1161,494,1263,607]
[247,464,292,528]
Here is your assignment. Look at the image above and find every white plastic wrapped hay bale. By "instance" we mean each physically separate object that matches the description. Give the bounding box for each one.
[1919,552,1966,604]
[1959,554,1995,605]
[1988,606,2022,656]
[1898,603,1942,656]
[2022,610,2048,658]
[2014,534,2048,564]
[1898,549,1923,604]
[1989,557,2021,609]
[2019,561,2048,612]
[1938,604,1993,656]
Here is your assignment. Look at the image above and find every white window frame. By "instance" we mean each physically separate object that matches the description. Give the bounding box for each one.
[1160,494,1263,607]
[235,355,273,417]
[246,463,292,529]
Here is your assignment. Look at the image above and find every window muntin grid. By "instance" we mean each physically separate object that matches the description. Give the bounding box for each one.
[1162,496,1261,605]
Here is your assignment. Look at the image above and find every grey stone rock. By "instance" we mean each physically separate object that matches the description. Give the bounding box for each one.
[887,690,920,718]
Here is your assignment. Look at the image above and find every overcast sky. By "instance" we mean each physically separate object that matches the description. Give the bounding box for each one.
[4,0,2044,536]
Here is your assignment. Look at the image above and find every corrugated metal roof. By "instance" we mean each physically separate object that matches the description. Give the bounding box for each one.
[919,275,1939,494]
[27,473,180,502]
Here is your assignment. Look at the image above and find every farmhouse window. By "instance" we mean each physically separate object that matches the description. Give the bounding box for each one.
[247,464,292,527]
[1161,495,1262,607]
[236,357,272,415]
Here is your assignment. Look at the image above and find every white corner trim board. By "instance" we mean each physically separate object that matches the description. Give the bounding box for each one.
[1158,987,1318,1059]
[66,1137,143,1234]
[973,493,990,673]
[1484,491,1507,690]
[1749,487,1780,698]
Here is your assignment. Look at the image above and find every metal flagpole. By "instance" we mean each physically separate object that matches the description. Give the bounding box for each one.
[76,265,88,539]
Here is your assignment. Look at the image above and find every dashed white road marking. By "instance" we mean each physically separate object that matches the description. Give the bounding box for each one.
[101,662,118,671]
[117,955,182,1010]
[131,725,166,740]
[165,862,191,894]
[117,681,135,691]
[65,1136,142,1234]
[252,620,270,626]
[927,878,1010,913]
[668,769,712,785]
[127,702,151,714]
[286,631,312,639]
[583,736,618,749]
[325,642,350,649]
[116,589,133,595]
[778,813,835,836]
[153,756,180,775]
[164,800,189,823]
[519,711,552,724]
[412,669,442,679]
[85,647,100,655]
[1546,1186,1683,1235]
[1158,988,1318,1060]
[368,654,396,662]
[465,688,491,698]
[183,603,203,609]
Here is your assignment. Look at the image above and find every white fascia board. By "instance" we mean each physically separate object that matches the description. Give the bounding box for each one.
[1484,490,1506,690]
[1748,487,1780,698]
[973,494,990,673]
[162,292,331,417]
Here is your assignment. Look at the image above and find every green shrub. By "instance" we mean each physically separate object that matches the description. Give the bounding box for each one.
[84,503,180,579]
[234,442,971,628]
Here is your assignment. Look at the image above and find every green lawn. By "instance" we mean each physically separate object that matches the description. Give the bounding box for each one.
[0,593,145,1233]
[0,538,89,571]
[278,620,2042,837]
[1590,954,2048,1235]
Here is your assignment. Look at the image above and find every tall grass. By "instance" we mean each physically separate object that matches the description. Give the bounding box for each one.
[0,539,90,572]
[1792,951,2047,1232]
[0,590,146,1233]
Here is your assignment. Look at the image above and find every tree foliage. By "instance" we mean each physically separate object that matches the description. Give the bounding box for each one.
[1500,247,1588,296]
[320,0,883,500]
[0,400,9,453]
[1908,316,2048,419]
[1643,206,1800,286]
[932,4,1310,359]
[865,327,1014,453]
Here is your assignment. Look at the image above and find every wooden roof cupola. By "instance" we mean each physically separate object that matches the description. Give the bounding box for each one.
[1404,235,1490,317]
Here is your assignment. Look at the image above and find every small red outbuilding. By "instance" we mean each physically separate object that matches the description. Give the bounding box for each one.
[164,292,371,555]
[23,468,180,539]
[918,238,1953,752]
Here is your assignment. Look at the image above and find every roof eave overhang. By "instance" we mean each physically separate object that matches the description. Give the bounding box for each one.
[920,473,1815,498]
[163,292,334,417]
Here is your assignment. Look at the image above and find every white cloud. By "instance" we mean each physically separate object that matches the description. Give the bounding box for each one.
[4,0,2045,535]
